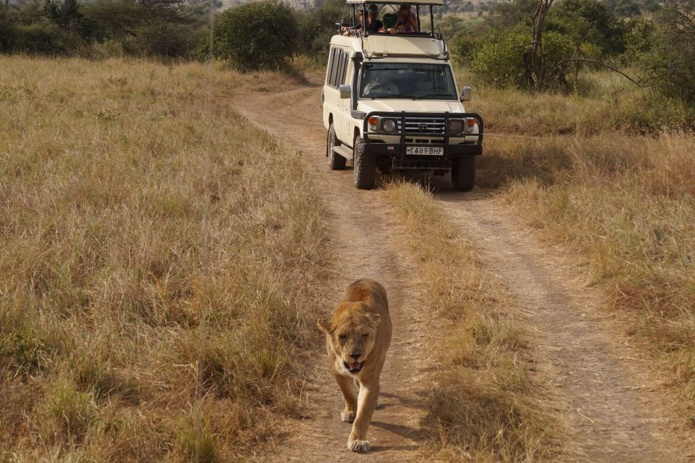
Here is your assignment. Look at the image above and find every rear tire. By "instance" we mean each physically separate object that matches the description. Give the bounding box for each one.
[327,123,346,170]
[353,136,376,190]
[451,156,476,191]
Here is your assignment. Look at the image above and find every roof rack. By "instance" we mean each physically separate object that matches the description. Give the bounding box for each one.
[341,1,447,59]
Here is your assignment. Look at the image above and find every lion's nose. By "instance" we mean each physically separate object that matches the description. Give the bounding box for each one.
[350,353,361,361]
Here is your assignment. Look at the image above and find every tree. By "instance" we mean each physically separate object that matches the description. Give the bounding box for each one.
[214,0,299,71]
[614,0,641,17]
[640,0,695,106]
[296,0,345,62]
[525,0,554,89]
[549,0,626,56]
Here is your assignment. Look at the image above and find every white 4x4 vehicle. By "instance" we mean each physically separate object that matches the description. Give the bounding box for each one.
[321,0,483,190]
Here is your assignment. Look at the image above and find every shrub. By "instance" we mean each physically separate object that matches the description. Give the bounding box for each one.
[134,21,200,58]
[639,0,695,107]
[214,0,299,71]
[470,28,528,88]
[470,26,574,89]
[548,0,626,56]
[296,0,346,64]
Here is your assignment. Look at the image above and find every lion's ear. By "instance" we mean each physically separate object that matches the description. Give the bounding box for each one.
[317,319,332,333]
[367,313,381,327]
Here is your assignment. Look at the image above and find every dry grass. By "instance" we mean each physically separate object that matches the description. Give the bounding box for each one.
[3,54,693,461]
[457,68,694,135]
[487,132,695,407]
[469,63,695,413]
[0,56,329,461]
[383,181,564,462]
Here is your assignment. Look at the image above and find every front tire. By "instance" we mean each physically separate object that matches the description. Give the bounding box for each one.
[353,136,376,190]
[327,123,346,170]
[451,156,476,192]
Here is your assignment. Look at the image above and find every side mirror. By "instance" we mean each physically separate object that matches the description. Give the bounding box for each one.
[460,85,472,102]
[339,84,351,99]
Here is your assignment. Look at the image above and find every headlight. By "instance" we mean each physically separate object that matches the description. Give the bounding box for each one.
[381,118,397,133]
[448,119,464,135]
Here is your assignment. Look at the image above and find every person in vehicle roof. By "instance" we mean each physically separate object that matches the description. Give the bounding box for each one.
[365,4,383,33]
[396,4,417,32]
[341,9,364,35]
[342,4,382,35]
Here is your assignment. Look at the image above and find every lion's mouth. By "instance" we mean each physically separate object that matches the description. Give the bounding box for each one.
[344,361,364,373]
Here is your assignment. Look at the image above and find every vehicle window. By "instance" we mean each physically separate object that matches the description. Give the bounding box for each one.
[359,63,457,99]
[327,48,350,88]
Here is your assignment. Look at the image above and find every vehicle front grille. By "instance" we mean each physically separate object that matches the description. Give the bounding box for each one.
[402,117,446,135]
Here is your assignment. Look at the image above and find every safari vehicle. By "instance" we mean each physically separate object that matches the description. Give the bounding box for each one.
[321,0,484,190]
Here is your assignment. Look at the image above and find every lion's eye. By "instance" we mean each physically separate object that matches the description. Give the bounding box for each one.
[338,335,347,342]
[361,334,368,340]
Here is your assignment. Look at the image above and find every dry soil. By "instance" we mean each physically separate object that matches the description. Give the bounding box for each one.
[235,73,695,462]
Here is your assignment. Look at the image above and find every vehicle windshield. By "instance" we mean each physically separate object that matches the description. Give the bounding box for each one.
[359,63,457,100]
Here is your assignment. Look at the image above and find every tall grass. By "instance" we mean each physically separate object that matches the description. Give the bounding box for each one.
[419,65,695,455]
[487,132,695,405]
[384,181,563,462]
[459,70,694,405]
[457,68,695,135]
[0,57,329,460]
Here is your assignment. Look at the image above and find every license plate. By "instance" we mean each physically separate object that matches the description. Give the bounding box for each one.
[406,146,444,156]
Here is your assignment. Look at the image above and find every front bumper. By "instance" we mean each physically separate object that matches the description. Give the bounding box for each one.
[360,111,484,170]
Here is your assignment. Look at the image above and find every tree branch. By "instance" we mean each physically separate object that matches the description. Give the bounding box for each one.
[552,58,642,86]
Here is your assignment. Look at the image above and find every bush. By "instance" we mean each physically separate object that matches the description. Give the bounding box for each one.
[296,0,346,64]
[549,0,626,56]
[470,28,528,88]
[13,23,75,55]
[639,0,695,107]
[0,6,18,53]
[470,26,574,89]
[214,0,299,71]
[134,21,201,58]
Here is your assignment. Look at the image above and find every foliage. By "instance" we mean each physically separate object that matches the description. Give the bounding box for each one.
[469,28,528,88]
[614,0,642,17]
[0,0,206,58]
[489,0,538,28]
[470,26,574,89]
[296,0,346,63]
[548,0,626,56]
[214,0,299,71]
[637,0,695,106]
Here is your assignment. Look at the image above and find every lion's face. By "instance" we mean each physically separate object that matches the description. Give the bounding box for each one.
[319,307,381,375]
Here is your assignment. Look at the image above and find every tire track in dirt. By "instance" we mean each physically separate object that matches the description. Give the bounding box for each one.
[434,191,694,462]
[235,75,695,462]
[236,84,431,462]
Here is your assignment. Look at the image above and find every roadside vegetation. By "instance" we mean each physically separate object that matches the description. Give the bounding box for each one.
[0,57,330,460]
[2,0,695,460]
[384,181,564,461]
[378,64,695,457]
[476,116,695,416]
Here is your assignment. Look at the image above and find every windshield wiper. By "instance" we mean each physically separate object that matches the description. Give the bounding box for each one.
[419,93,454,99]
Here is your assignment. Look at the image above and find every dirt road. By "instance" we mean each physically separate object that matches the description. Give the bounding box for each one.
[235,74,695,462]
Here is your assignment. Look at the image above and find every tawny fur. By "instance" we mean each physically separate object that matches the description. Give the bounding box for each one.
[318,279,392,452]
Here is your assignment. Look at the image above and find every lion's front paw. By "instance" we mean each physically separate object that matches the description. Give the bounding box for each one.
[341,410,356,423]
[347,438,370,452]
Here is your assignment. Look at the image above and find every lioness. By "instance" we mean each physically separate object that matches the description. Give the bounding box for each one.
[318,279,392,452]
